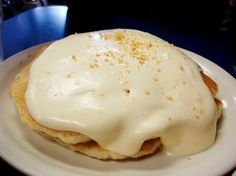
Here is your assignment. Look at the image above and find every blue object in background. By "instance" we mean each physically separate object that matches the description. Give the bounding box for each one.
[1,5,236,78]
[2,6,67,58]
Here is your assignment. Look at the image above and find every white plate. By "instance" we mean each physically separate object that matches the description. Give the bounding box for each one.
[233,170,236,176]
[0,44,236,176]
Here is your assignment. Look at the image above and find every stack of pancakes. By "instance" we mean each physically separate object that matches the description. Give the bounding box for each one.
[10,45,222,160]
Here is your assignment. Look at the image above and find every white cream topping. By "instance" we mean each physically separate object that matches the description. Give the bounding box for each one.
[25,29,217,156]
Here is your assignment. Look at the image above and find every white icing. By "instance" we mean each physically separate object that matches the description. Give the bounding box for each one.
[25,29,217,156]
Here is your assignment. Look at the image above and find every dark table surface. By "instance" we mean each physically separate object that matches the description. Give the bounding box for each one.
[1,5,235,175]
[2,6,236,78]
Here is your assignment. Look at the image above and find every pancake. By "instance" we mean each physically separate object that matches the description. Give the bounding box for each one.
[10,30,222,160]
[10,47,90,145]
[10,54,222,160]
[10,48,162,159]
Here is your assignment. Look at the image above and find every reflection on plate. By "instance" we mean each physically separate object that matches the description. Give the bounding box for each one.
[0,44,236,176]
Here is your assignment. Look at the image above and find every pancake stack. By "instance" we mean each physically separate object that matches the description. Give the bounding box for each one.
[10,30,222,160]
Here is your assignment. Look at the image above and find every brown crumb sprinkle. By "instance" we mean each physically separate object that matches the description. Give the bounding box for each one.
[137,55,147,65]
[114,32,125,41]
[144,90,150,95]
[71,55,77,62]
[179,65,184,71]
[89,63,99,69]
[165,96,173,101]
[148,42,153,48]
[124,88,131,95]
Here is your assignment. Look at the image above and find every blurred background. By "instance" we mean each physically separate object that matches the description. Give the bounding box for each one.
[1,0,235,35]
[1,0,236,34]
[1,0,236,77]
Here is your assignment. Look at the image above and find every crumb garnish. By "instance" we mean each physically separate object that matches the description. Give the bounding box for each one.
[165,96,173,101]
[124,88,130,95]
[137,55,147,65]
[71,55,77,62]
[114,31,125,41]
[89,63,99,69]
[144,90,150,95]
[179,65,184,71]
[148,42,153,48]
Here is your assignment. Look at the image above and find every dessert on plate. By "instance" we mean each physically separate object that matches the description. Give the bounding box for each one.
[10,29,222,160]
